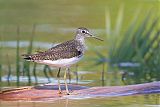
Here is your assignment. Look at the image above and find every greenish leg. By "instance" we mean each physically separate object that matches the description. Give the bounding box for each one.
[57,67,62,94]
[64,68,69,95]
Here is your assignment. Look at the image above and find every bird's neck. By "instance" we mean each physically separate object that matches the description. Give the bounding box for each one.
[75,34,85,45]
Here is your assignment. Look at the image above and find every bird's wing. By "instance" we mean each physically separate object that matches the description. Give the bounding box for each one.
[23,40,83,61]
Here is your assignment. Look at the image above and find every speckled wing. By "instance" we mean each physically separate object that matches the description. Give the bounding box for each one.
[23,40,84,61]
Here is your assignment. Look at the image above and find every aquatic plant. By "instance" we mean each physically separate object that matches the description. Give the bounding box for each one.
[43,65,52,83]
[16,26,20,86]
[95,7,160,84]
[22,24,36,85]
[0,59,1,83]
[6,54,11,85]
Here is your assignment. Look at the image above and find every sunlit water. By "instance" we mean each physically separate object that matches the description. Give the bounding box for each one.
[0,95,160,107]
[0,71,160,107]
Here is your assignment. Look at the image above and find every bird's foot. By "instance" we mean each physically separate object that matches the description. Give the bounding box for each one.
[57,90,62,94]
[65,90,74,95]
[66,93,70,95]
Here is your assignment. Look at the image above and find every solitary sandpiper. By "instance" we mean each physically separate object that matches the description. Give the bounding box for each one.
[23,27,103,95]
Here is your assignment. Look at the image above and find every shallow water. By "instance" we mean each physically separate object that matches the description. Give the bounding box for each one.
[0,94,160,107]
[0,72,160,107]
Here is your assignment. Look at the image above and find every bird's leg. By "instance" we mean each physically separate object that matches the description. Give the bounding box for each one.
[57,68,62,94]
[68,68,71,84]
[64,68,69,95]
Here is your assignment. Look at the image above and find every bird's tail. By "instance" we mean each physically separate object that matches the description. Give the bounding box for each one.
[22,54,32,61]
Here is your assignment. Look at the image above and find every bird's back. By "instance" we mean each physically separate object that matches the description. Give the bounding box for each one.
[23,39,84,61]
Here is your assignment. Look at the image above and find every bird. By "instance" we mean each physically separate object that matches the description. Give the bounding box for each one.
[22,27,103,95]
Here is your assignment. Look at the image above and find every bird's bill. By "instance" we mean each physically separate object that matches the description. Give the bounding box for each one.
[92,36,103,41]
[86,31,103,41]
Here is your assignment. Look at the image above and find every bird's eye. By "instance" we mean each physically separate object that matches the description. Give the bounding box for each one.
[82,30,86,33]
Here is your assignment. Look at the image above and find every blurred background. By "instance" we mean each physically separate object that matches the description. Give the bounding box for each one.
[0,0,159,106]
[0,0,159,87]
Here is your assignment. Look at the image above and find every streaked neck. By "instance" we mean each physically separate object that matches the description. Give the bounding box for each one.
[75,34,85,45]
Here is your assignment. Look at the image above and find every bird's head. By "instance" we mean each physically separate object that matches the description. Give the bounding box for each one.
[76,27,103,41]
